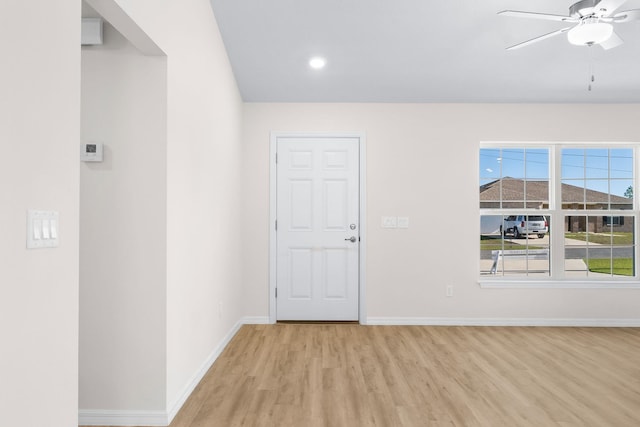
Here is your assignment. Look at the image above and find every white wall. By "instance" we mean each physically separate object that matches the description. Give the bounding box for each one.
[80,23,168,410]
[0,1,80,426]
[242,103,640,322]
[163,0,244,409]
[79,0,245,421]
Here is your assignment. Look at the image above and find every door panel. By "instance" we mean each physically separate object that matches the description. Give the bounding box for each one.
[323,248,348,299]
[289,248,312,299]
[289,180,313,230]
[324,180,348,230]
[276,137,359,321]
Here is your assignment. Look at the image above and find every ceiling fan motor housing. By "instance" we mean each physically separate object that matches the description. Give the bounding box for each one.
[570,0,606,18]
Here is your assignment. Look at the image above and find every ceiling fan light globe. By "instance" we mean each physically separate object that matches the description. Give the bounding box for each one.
[567,22,613,45]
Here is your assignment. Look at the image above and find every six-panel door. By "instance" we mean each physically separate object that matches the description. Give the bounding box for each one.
[276,137,359,321]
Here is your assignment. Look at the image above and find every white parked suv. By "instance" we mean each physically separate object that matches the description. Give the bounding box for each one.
[500,215,548,239]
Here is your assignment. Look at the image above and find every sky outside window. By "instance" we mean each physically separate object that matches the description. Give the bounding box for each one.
[480,148,549,184]
[561,148,633,198]
[481,147,633,198]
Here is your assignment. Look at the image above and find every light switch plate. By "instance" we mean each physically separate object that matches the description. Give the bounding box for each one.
[382,216,397,228]
[27,210,59,249]
[397,217,409,228]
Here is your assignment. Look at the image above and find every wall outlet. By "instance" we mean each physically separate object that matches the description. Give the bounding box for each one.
[446,285,453,297]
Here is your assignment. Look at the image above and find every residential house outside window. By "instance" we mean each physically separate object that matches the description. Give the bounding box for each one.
[480,144,636,282]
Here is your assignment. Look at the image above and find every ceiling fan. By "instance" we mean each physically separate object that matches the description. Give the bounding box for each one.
[498,0,640,50]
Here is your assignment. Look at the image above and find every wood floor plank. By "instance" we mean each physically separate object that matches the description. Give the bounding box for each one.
[82,324,640,427]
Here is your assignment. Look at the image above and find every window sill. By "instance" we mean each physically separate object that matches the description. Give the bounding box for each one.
[478,280,640,289]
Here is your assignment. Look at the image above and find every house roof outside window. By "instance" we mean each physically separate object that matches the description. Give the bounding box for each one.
[480,177,631,209]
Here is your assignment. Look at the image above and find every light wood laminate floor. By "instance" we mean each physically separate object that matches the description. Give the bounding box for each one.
[92,324,640,427]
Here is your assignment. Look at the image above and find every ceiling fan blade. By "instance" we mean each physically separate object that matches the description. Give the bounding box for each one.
[498,10,576,22]
[595,0,627,16]
[506,27,572,50]
[613,9,640,22]
[600,30,624,49]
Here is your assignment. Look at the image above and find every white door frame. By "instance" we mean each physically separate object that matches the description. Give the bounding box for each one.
[269,132,367,324]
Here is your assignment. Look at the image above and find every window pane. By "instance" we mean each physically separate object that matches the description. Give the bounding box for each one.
[479,148,501,180]
[585,148,609,179]
[562,148,634,211]
[562,148,584,179]
[564,215,635,278]
[562,179,585,209]
[610,216,634,246]
[526,149,549,180]
[501,178,524,209]
[585,179,610,209]
[612,179,633,210]
[586,247,614,277]
[610,149,633,179]
[480,215,505,275]
[526,180,548,209]
[481,215,550,277]
[565,246,588,277]
[479,148,550,209]
[479,179,500,209]
[501,148,525,179]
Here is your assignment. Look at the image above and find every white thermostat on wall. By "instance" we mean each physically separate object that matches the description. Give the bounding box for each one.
[80,142,104,162]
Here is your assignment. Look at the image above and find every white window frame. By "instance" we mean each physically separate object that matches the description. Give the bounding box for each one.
[479,141,640,289]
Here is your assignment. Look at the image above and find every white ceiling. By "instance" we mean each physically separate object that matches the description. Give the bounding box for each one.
[208,0,640,102]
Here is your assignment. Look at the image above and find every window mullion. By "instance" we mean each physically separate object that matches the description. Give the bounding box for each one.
[551,146,564,280]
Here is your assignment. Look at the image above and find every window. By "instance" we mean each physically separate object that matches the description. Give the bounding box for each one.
[603,216,624,227]
[480,145,637,282]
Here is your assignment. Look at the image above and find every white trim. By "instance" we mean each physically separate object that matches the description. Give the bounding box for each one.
[243,316,271,324]
[269,132,367,324]
[78,410,168,426]
[358,137,367,324]
[269,134,277,324]
[166,319,244,423]
[479,280,640,289]
[366,317,640,327]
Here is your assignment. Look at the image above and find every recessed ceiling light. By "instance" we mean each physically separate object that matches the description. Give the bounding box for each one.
[309,57,326,69]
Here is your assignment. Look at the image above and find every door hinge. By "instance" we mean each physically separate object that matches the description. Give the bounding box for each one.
[275,288,278,298]
[275,152,278,163]
[275,219,277,230]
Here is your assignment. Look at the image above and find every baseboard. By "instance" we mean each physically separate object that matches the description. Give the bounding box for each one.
[166,318,245,423]
[165,316,270,423]
[242,316,271,324]
[78,409,168,426]
[365,317,640,327]
[79,317,252,427]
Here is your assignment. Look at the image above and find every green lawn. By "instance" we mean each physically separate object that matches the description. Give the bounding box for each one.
[586,258,634,276]
[480,235,542,251]
[565,232,634,245]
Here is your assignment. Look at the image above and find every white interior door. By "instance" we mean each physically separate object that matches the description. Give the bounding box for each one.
[276,137,359,321]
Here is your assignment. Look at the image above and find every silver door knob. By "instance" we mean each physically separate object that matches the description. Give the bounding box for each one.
[345,236,357,243]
